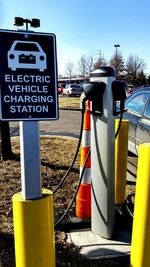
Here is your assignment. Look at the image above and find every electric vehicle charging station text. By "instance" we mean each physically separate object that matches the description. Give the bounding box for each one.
[83,67,127,239]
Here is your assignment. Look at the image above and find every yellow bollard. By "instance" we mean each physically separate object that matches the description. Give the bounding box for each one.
[130,143,150,267]
[115,119,129,204]
[13,188,56,267]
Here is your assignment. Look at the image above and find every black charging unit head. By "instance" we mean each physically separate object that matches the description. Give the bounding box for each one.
[112,80,127,115]
[83,82,105,116]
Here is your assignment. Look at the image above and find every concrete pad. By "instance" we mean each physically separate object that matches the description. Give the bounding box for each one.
[67,228,131,259]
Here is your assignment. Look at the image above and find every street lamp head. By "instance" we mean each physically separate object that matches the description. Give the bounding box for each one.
[30,19,40,28]
[14,17,24,26]
[114,44,120,48]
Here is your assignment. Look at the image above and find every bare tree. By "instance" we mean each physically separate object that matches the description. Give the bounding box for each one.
[94,50,107,69]
[86,52,96,76]
[94,53,108,70]
[65,61,74,79]
[109,52,124,79]
[78,55,88,77]
[125,55,146,86]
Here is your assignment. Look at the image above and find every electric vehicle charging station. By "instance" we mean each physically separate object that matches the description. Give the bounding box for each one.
[83,66,127,239]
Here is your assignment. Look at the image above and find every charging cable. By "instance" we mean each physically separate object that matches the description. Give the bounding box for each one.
[115,100,126,139]
[53,98,86,195]
[55,148,91,228]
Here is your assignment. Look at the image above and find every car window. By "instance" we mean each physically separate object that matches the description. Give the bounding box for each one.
[70,85,81,88]
[144,101,150,118]
[125,92,149,114]
[14,43,39,52]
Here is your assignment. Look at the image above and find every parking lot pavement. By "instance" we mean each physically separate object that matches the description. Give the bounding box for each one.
[9,109,81,137]
[126,155,137,183]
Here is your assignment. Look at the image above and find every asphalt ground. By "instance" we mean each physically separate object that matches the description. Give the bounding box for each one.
[10,109,81,138]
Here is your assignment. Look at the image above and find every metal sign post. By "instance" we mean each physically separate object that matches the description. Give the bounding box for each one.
[0,20,57,266]
[20,121,41,199]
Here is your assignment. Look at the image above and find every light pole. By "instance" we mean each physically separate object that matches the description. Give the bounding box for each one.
[98,50,102,64]
[114,44,120,78]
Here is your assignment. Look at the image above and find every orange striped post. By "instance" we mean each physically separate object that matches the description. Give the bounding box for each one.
[76,100,91,218]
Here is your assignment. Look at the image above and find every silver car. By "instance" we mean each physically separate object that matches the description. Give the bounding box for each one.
[123,87,150,155]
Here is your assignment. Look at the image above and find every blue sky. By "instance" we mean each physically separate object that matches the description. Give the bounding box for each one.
[1,0,150,76]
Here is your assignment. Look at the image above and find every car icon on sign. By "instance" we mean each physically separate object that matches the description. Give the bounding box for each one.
[7,40,47,72]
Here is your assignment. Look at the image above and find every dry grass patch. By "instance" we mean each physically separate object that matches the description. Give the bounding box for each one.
[0,135,132,267]
[0,136,80,234]
[58,96,80,109]
[0,136,83,267]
